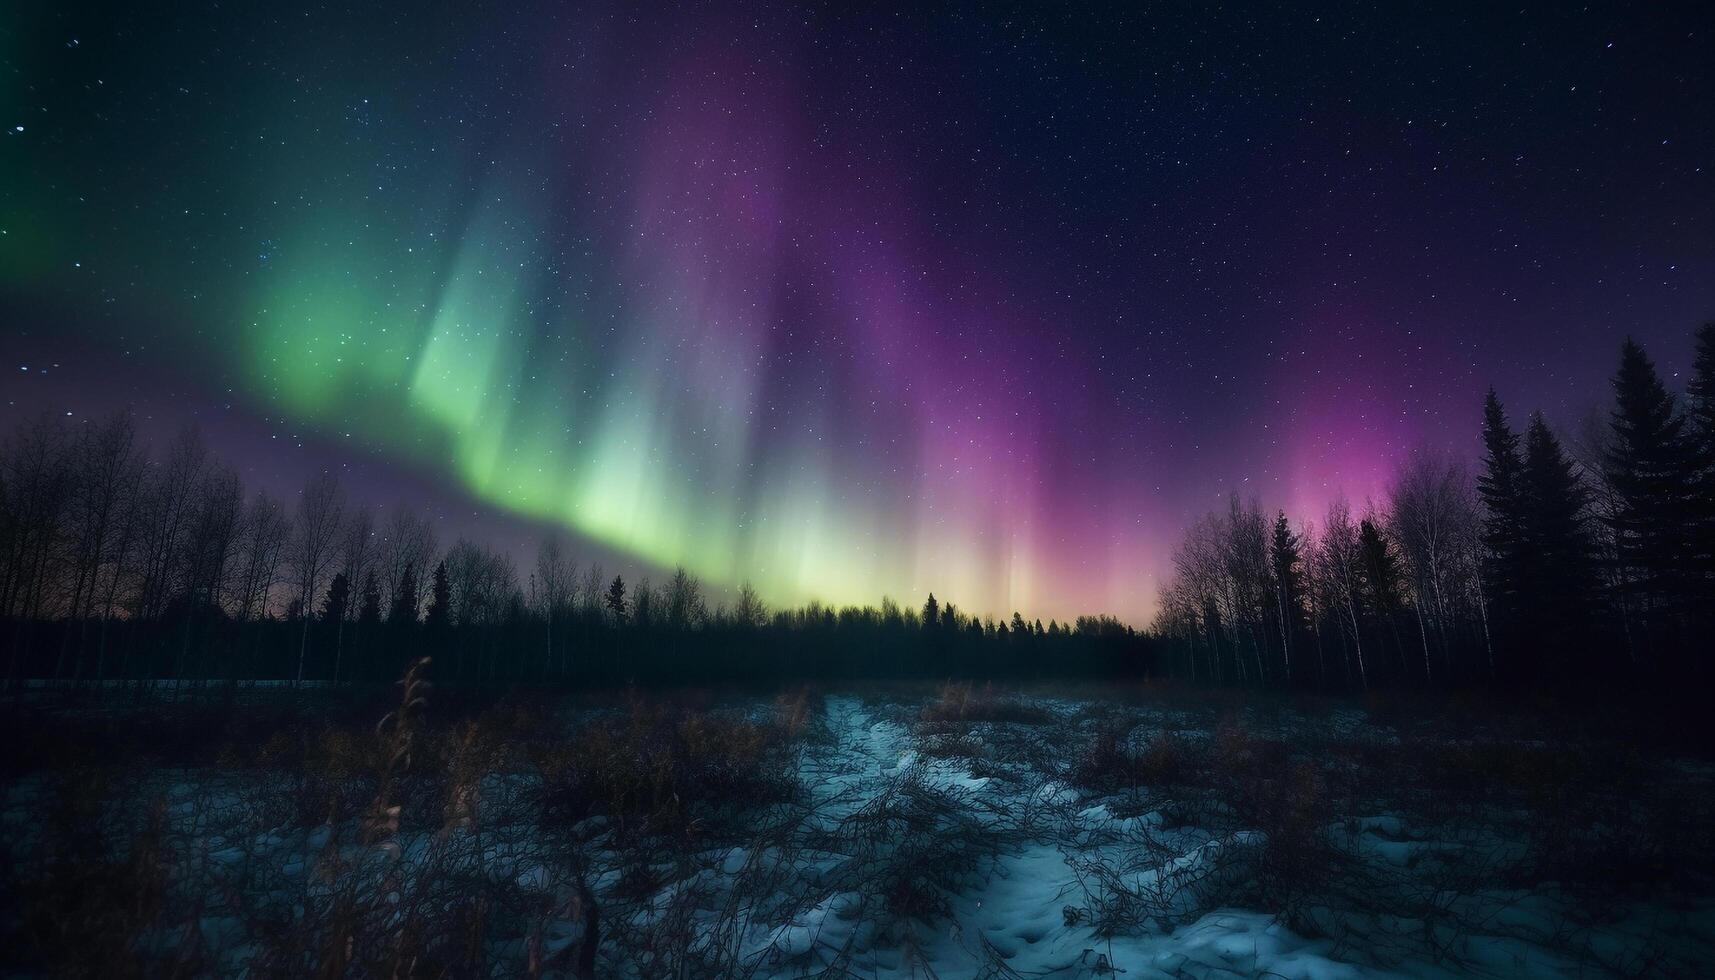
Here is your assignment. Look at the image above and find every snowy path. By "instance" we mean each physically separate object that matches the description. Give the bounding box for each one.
[727,695,1715,978]
[758,696,1384,978]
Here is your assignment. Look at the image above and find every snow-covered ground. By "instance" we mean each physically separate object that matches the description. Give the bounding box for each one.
[6,689,1715,977]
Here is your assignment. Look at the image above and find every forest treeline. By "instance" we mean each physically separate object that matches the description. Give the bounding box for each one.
[1155,324,1715,694]
[0,416,1143,687]
[5,325,1711,693]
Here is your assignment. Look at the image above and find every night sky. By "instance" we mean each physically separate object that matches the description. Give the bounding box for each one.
[3,2,1712,622]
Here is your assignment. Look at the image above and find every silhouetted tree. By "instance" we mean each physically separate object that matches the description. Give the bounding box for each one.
[0,415,72,684]
[379,505,437,620]
[631,578,655,629]
[338,508,377,623]
[173,462,243,683]
[62,413,146,681]
[1688,324,1715,612]
[129,428,208,625]
[424,561,451,629]
[1518,413,1599,683]
[1317,499,1368,690]
[1358,517,1408,679]
[535,535,574,675]
[1269,510,1306,683]
[290,472,345,685]
[233,491,289,625]
[1604,339,1698,662]
[322,573,351,625]
[389,562,419,625]
[733,581,767,629]
[1478,390,1526,635]
[1388,451,1484,684]
[665,566,705,629]
[604,575,627,623]
[359,572,381,626]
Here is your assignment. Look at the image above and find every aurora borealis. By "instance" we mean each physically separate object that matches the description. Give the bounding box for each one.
[3,2,1713,622]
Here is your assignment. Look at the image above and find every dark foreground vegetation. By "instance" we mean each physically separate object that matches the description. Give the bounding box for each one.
[4,673,1714,976]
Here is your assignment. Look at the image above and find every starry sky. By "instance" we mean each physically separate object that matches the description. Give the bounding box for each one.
[2,2,1712,622]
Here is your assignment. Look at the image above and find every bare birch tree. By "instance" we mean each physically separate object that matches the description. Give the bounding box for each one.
[290,472,345,685]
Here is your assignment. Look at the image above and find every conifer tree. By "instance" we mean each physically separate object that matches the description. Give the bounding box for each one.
[388,562,419,625]
[1690,324,1715,447]
[1687,324,1715,605]
[1358,518,1406,678]
[321,572,350,623]
[1604,339,1698,645]
[1478,390,1526,624]
[603,575,627,623]
[1269,510,1306,680]
[1520,413,1598,680]
[359,571,382,626]
[425,561,451,629]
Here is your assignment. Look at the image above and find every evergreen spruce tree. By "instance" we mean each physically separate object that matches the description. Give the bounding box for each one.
[603,575,627,623]
[358,572,382,626]
[388,562,419,625]
[1689,324,1715,448]
[1520,413,1598,682]
[352,572,382,681]
[321,572,350,623]
[1604,339,1698,650]
[1269,510,1306,681]
[1687,323,1715,607]
[1477,390,1526,625]
[424,561,451,629]
[1358,518,1406,679]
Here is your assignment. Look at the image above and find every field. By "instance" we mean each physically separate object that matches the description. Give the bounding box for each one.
[4,674,1714,978]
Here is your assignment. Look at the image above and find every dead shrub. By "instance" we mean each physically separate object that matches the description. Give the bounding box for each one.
[1135,731,1194,786]
[919,682,1054,730]
[829,767,1002,930]
[922,734,989,763]
[773,685,816,740]
[1072,726,1198,791]
[1071,725,1136,790]
[539,698,798,842]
